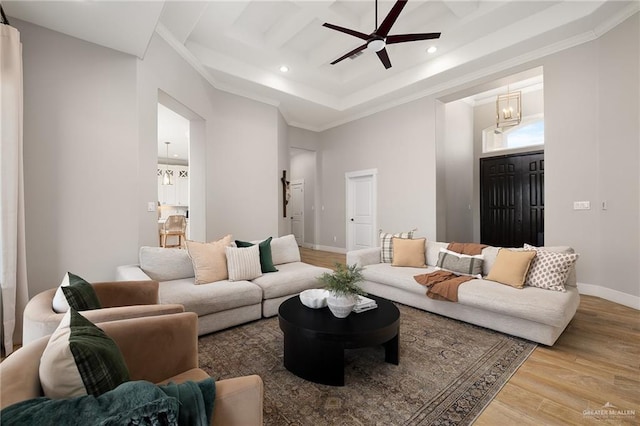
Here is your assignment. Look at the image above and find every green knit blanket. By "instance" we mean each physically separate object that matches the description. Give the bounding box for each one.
[1,379,215,426]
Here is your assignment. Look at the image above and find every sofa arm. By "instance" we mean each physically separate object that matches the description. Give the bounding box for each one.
[93,280,159,307]
[0,336,49,409]
[213,375,264,426]
[116,264,153,281]
[347,247,381,267]
[99,312,199,384]
[22,288,60,345]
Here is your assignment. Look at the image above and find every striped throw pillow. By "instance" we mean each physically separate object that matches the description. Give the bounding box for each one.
[435,248,484,278]
[225,244,263,281]
[379,229,416,263]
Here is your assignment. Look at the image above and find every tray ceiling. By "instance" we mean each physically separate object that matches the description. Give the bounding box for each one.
[4,1,638,130]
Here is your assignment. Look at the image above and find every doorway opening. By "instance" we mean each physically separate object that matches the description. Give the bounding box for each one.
[290,148,318,248]
[157,91,206,245]
[436,67,544,246]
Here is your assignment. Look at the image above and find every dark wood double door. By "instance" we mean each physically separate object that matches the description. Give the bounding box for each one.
[480,151,544,247]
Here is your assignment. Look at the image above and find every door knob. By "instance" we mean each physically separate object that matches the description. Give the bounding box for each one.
[350,218,354,222]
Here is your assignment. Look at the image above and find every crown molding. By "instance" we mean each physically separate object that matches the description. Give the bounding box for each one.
[155,7,638,133]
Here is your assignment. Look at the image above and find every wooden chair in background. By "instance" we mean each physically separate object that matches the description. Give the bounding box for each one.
[160,215,187,248]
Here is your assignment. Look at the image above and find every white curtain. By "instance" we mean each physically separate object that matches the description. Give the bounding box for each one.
[0,22,28,355]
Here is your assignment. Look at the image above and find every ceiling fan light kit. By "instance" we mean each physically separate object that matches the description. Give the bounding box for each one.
[367,38,386,53]
[323,0,440,69]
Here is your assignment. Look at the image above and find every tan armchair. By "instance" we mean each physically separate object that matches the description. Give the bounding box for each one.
[1,312,264,425]
[23,280,184,345]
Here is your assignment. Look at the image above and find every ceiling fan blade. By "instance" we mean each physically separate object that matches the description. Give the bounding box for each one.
[330,43,368,65]
[386,32,441,44]
[376,0,408,37]
[376,48,392,69]
[323,23,370,41]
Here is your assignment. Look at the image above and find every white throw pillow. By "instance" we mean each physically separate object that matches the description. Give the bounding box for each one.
[270,234,301,265]
[52,273,72,313]
[39,310,129,399]
[225,244,262,281]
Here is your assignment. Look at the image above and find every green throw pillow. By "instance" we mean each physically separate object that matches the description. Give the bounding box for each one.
[61,272,101,311]
[39,309,130,398]
[235,237,278,273]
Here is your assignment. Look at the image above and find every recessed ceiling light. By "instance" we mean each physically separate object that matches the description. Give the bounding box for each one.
[427,46,437,54]
[280,65,289,73]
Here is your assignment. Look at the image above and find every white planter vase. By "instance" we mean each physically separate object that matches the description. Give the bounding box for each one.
[327,292,357,318]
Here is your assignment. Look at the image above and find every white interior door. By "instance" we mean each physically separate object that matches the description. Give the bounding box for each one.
[290,180,304,246]
[346,170,377,251]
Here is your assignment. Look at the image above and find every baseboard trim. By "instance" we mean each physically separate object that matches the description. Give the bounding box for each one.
[312,244,348,254]
[577,282,640,310]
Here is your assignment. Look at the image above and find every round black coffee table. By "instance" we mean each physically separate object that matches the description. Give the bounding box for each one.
[278,294,400,386]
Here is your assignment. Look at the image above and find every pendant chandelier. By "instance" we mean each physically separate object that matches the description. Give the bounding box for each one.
[496,86,522,130]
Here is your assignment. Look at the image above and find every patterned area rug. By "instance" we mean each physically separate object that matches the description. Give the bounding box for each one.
[198,303,536,425]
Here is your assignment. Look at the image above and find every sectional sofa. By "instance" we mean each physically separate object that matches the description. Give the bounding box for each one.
[347,241,580,345]
[116,234,331,336]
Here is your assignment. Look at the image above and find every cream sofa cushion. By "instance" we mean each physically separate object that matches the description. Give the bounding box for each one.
[270,234,300,265]
[139,246,194,281]
[159,278,262,316]
[458,280,579,327]
[251,262,327,300]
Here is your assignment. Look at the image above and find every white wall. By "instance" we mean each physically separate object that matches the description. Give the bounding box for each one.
[443,100,474,242]
[277,112,290,236]
[595,12,639,299]
[17,19,139,297]
[319,97,438,249]
[543,13,639,303]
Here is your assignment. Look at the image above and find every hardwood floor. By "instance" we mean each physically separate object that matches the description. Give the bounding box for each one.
[300,246,346,270]
[300,247,640,425]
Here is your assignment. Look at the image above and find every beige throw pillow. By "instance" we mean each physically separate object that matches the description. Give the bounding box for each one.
[391,237,426,267]
[485,248,536,288]
[186,235,233,284]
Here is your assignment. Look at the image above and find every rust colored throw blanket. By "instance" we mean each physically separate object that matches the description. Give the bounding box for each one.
[447,242,487,256]
[414,242,488,302]
[414,271,472,302]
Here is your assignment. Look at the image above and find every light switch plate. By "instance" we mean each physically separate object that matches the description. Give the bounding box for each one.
[573,201,591,210]
[147,202,157,212]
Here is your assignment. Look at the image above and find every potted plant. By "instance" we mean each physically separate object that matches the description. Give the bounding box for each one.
[319,263,366,318]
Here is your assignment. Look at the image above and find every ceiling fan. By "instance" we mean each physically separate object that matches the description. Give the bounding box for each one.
[323,0,440,69]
